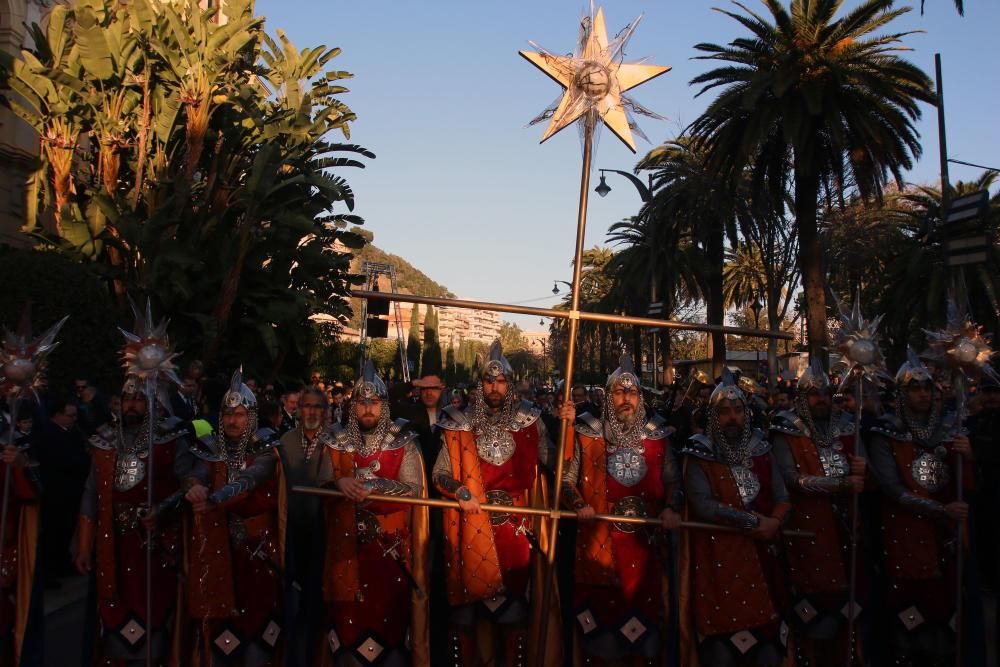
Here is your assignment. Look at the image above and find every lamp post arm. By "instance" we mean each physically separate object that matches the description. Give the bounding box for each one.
[603,169,653,202]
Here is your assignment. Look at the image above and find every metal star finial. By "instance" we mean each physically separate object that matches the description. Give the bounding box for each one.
[0,305,68,397]
[119,299,181,387]
[520,5,670,152]
[831,291,890,385]
[923,294,999,385]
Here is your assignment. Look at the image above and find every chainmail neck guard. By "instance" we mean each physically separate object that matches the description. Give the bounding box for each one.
[897,386,943,443]
[345,402,392,457]
[707,399,753,466]
[793,393,843,448]
[217,405,258,481]
[602,396,647,450]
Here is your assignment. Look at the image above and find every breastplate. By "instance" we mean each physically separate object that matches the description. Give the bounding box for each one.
[817,444,849,478]
[606,446,648,487]
[911,449,950,492]
[476,428,516,466]
[731,464,760,505]
[114,452,147,492]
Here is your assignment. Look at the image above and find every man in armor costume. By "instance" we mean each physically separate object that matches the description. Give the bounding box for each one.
[770,360,866,667]
[322,361,429,666]
[75,376,191,665]
[867,352,972,666]
[679,371,791,667]
[0,425,42,665]
[560,354,682,665]
[185,369,283,666]
[432,340,559,666]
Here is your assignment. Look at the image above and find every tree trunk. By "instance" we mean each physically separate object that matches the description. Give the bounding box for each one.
[707,221,726,378]
[794,162,829,368]
[767,283,779,388]
[204,217,253,363]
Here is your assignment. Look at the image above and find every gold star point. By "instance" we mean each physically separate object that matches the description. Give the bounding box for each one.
[520,7,670,152]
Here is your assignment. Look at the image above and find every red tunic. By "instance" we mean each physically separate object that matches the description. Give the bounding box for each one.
[0,460,38,654]
[189,452,282,661]
[327,446,413,650]
[575,435,667,629]
[782,432,856,601]
[91,440,181,636]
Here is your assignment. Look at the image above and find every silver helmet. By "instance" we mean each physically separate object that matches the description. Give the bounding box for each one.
[895,347,934,387]
[709,368,744,408]
[606,353,640,393]
[222,367,257,412]
[481,339,514,381]
[354,360,388,401]
[797,358,831,395]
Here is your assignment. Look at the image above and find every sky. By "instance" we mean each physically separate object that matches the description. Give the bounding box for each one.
[255,0,1000,332]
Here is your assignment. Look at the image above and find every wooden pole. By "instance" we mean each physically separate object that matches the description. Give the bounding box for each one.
[291,485,815,537]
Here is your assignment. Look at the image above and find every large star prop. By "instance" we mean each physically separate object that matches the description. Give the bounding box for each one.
[520,6,670,152]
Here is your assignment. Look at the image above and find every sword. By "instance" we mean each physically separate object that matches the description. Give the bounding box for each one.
[377,534,423,597]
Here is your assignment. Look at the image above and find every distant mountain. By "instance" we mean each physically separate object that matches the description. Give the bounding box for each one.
[346,227,454,328]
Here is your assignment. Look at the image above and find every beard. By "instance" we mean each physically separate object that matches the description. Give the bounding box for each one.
[722,425,743,442]
[121,411,144,427]
[357,414,380,431]
[302,415,324,430]
[484,392,505,410]
[614,405,636,423]
[810,405,830,420]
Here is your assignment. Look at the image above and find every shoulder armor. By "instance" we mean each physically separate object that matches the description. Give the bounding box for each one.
[95,423,117,441]
[748,429,771,456]
[327,424,353,451]
[383,418,419,451]
[153,416,187,445]
[833,411,856,435]
[682,434,716,461]
[255,426,281,445]
[574,411,604,439]
[509,400,541,432]
[189,435,222,461]
[870,414,910,441]
[248,432,281,456]
[437,405,472,432]
[643,413,674,441]
[769,410,806,436]
[88,431,115,451]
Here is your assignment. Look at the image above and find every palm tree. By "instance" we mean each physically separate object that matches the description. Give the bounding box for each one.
[689,0,935,366]
[606,215,703,383]
[637,138,740,376]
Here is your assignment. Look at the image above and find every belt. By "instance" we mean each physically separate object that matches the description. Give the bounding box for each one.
[610,496,647,533]
[112,502,147,534]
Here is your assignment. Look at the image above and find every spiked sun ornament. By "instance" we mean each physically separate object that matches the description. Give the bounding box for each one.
[119,300,181,389]
[0,307,68,398]
[923,295,1000,390]
[831,292,891,386]
[520,3,671,152]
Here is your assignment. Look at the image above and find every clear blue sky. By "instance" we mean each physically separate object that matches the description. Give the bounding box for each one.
[256,0,1000,331]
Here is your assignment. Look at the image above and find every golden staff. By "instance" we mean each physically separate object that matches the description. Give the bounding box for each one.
[292,485,815,538]
[351,291,793,341]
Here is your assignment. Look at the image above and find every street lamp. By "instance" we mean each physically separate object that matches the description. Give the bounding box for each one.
[594,169,654,202]
[552,282,560,295]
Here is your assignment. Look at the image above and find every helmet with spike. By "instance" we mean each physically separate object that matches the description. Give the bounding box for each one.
[797,358,831,395]
[605,352,639,393]
[481,339,514,382]
[353,359,388,401]
[0,305,68,399]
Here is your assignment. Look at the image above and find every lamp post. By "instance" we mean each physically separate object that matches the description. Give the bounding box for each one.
[750,294,763,379]
[595,168,664,385]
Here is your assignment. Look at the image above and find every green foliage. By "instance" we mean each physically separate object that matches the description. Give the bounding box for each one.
[499,322,527,353]
[0,247,120,393]
[0,0,372,379]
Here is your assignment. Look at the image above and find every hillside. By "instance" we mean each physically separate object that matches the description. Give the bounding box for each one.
[347,227,454,328]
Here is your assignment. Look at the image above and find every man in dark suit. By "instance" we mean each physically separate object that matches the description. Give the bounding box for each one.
[404,374,445,473]
[32,396,89,584]
[170,375,200,422]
